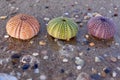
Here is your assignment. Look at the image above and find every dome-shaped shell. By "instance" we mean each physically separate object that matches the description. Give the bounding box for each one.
[47,17,78,41]
[87,16,116,39]
[6,14,40,40]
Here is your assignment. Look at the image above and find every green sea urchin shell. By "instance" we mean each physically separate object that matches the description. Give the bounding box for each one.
[47,17,78,41]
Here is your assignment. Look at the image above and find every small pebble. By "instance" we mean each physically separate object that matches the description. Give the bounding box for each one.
[84,15,90,20]
[39,41,46,46]
[11,6,15,10]
[109,10,112,13]
[44,35,47,38]
[114,7,118,11]
[85,34,89,39]
[40,75,47,80]
[75,57,84,67]
[43,56,49,60]
[62,44,74,52]
[76,72,90,80]
[21,55,34,64]
[11,51,18,54]
[33,63,38,69]
[113,13,118,17]
[74,1,78,4]
[77,66,82,70]
[45,6,49,9]
[82,40,90,45]
[44,17,50,21]
[115,43,119,46]
[74,15,79,18]
[116,67,120,71]
[12,59,19,65]
[0,16,7,20]
[95,56,101,62]
[29,41,34,44]
[54,38,58,42]
[60,69,65,73]
[92,12,102,17]
[103,67,111,74]
[41,50,47,54]
[91,74,103,80]
[112,71,117,77]
[75,18,81,23]
[34,68,40,74]
[94,13,102,17]
[92,68,97,74]
[79,23,83,27]
[79,52,84,56]
[103,54,108,57]
[2,47,7,52]
[64,12,69,15]
[75,57,80,60]
[32,52,39,56]
[101,71,107,77]
[11,54,21,59]
[62,58,68,63]
[22,64,30,70]
[16,7,19,10]
[4,35,9,38]
[87,13,93,17]
[110,56,117,62]
[98,72,101,76]
[87,48,90,51]
[89,42,95,47]
[87,8,92,11]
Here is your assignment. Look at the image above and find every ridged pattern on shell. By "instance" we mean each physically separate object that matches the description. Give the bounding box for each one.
[47,17,78,40]
[6,14,40,40]
[87,16,116,39]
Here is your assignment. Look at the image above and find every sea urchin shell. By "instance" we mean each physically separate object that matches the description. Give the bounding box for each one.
[6,14,40,40]
[87,16,116,39]
[47,17,78,41]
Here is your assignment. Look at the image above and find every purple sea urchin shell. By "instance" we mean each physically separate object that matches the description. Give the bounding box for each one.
[87,16,116,39]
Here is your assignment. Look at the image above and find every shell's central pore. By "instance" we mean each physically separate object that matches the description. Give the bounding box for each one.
[20,16,27,20]
[62,19,66,22]
[100,17,106,22]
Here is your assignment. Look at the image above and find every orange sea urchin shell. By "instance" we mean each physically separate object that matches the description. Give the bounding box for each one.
[6,14,40,40]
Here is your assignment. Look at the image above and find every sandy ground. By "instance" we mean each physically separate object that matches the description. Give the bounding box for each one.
[0,0,120,80]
